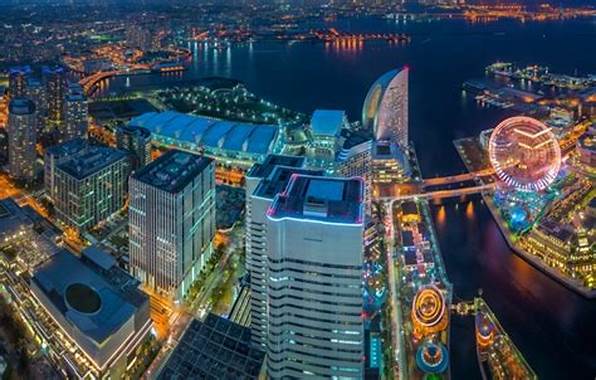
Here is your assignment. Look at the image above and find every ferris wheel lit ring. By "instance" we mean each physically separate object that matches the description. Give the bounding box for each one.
[488,116,561,192]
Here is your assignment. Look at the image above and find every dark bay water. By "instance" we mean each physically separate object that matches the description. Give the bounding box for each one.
[103,17,596,379]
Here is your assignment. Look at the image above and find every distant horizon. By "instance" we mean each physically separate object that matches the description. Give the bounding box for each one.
[0,0,595,6]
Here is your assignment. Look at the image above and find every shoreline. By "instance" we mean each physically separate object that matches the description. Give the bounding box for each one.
[452,137,596,299]
[482,195,596,299]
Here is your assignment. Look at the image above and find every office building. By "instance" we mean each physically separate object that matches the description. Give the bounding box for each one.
[244,154,322,348]
[266,175,365,379]
[129,150,216,301]
[115,124,152,169]
[8,97,37,183]
[31,247,152,379]
[363,67,409,147]
[62,83,88,142]
[43,65,66,126]
[51,142,130,230]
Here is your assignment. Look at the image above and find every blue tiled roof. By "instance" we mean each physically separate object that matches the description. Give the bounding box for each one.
[129,111,279,155]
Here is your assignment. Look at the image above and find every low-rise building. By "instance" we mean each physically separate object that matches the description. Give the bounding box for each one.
[157,313,265,380]
[31,247,152,379]
[128,111,281,167]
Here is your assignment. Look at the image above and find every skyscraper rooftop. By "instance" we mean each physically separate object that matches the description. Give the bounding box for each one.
[254,166,323,200]
[310,109,346,137]
[8,97,35,114]
[246,154,305,179]
[268,175,364,224]
[132,149,212,193]
[57,145,127,180]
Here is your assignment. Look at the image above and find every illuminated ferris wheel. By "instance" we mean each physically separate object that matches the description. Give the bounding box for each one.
[488,116,561,192]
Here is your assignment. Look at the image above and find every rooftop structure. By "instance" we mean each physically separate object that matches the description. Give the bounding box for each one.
[57,145,127,180]
[8,97,35,115]
[132,149,213,194]
[268,175,364,225]
[310,109,346,138]
[31,248,151,373]
[0,198,36,239]
[129,111,280,164]
[157,314,265,380]
[308,109,347,163]
[246,154,305,179]
[0,199,61,271]
[255,165,324,200]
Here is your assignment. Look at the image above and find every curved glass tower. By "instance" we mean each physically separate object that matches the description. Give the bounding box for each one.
[362,67,409,147]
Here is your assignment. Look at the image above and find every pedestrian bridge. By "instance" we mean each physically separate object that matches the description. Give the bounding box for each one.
[377,183,495,202]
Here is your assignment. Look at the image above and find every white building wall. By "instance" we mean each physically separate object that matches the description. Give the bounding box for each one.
[266,217,364,379]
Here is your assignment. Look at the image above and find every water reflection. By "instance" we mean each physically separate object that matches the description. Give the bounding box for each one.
[465,201,475,221]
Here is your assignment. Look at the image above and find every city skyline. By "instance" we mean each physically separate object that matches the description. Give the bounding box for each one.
[0,2,593,380]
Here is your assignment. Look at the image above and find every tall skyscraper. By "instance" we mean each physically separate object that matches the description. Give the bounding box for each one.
[25,76,47,128]
[265,175,365,379]
[116,124,152,169]
[50,142,130,230]
[8,66,32,98]
[129,150,216,301]
[43,65,66,126]
[8,97,37,183]
[362,67,409,147]
[62,83,88,142]
[244,155,322,348]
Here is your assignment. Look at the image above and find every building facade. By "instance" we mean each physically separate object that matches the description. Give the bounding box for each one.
[8,97,37,183]
[362,67,409,147]
[115,124,152,169]
[62,83,88,142]
[244,155,322,349]
[52,143,130,230]
[8,66,32,98]
[44,139,88,202]
[42,65,66,126]
[266,175,365,379]
[129,150,216,301]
